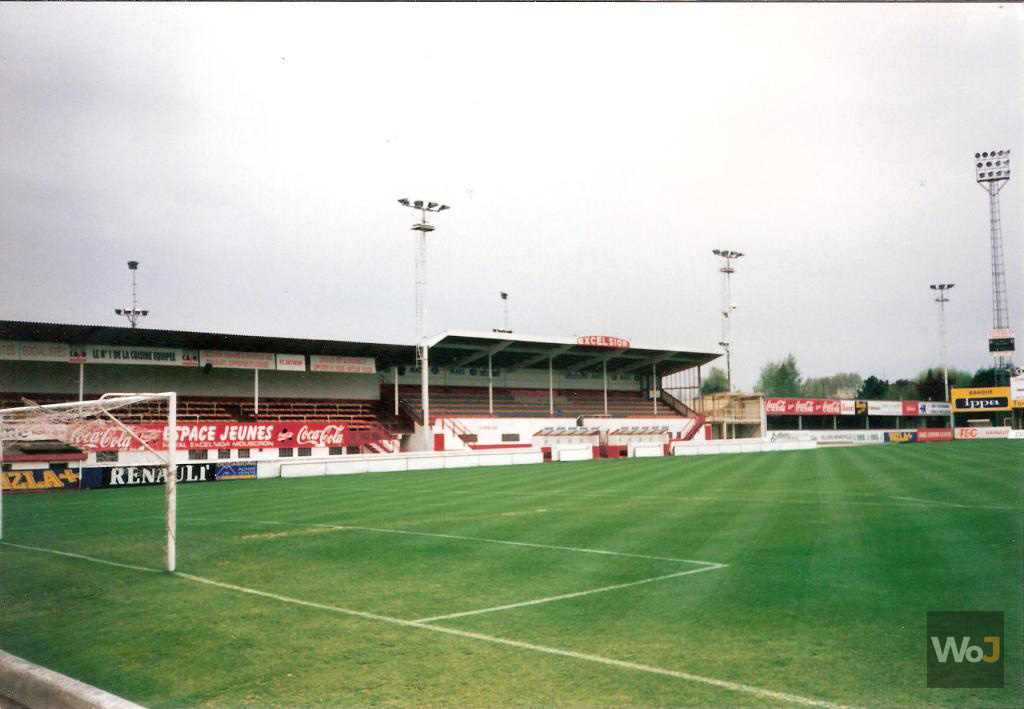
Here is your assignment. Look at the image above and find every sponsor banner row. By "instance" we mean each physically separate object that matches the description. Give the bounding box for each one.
[2,462,258,492]
[68,421,348,451]
[884,429,954,444]
[765,398,952,417]
[0,340,376,374]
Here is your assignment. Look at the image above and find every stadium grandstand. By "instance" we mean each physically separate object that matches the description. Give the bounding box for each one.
[0,321,719,477]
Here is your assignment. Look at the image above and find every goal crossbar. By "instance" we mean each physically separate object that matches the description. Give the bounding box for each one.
[0,392,179,571]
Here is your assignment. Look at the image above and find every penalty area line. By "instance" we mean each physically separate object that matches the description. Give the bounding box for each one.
[2,541,851,708]
[413,563,726,623]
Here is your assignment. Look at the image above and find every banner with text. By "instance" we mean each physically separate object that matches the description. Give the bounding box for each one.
[867,400,902,416]
[199,350,276,370]
[764,398,842,416]
[92,463,217,488]
[916,428,954,443]
[951,387,1011,413]
[2,468,80,492]
[67,421,348,451]
[309,355,376,374]
[954,427,1012,440]
[215,462,258,480]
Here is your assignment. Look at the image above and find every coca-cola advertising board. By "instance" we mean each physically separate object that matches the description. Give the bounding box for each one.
[901,401,920,416]
[764,398,842,416]
[67,421,348,451]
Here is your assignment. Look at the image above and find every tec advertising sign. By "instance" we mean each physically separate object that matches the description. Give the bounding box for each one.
[951,387,1011,413]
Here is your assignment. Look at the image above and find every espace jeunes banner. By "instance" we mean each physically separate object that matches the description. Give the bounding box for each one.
[67,421,348,451]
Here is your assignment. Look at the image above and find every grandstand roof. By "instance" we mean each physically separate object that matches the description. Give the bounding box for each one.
[0,322,719,376]
[0,320,414,369]
[422,330,719,377]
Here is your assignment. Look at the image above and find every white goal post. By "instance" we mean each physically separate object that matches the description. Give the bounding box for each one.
[0,392,178,571]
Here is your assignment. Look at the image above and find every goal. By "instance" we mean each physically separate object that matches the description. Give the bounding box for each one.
[0,392,179,570]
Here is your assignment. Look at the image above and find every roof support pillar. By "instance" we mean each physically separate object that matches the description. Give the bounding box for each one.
[488,353,494,416]
[652,362,657,416]
[254,369,259,416]
[78,362,84,402]
[420,344,430,432]
[393,365,399,417]
[603,360,608,416]
[549,357,554,416]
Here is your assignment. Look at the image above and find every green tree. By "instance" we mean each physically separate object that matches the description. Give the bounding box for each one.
[915,368,946,401]
[700,367,729,395]
[889,379,917,401]
[801,372,864,399]
[857,375,890,400]
[754,354,802,396]
[971,366,1011,387]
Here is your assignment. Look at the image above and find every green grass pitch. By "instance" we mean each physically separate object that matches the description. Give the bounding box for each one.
[1,440,1021,708]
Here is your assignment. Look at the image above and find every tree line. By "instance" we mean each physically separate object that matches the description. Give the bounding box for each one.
[700,354,1007,400]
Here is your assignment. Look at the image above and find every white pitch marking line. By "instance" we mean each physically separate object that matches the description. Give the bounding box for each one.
[0,541,160,574]
[888,495,968,508]
[2,541,852,708]
[413,563,726,624]
[340,524,724,567]
[171,516,724,567]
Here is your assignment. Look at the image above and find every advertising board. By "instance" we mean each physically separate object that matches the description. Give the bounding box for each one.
[867,400,902,416]
[951,387,1011,413]
[67,421,348,451]
[954,427,1012,440]
[2,468,79,492]
[764,398,842,416]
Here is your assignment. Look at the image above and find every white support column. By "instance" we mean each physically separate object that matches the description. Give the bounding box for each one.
[78,363,84,401]
[420,344,430,431]
[548,357,554,416]
[488,353,494,415]
[759,396,767,439]
[603,361,608,416]
[652,363,658,415]
[393,365,399,417]
[166,393,177,572]
[254,369,259,416]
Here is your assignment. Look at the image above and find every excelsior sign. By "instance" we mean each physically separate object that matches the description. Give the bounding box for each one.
[576,336,631,348]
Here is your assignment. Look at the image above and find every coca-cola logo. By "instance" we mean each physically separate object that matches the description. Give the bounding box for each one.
[765,399,788,414]
[295,424,346,447]
[794,400,816,414]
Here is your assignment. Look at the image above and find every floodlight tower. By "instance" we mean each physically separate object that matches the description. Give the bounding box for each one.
[114,260,148,328]
[930,283,955,427]
[398,199,450,340]
[974,149,1013,372]
[712,249,743,391]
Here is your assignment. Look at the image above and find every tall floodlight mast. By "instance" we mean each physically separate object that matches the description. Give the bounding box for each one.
[114,260,149,328]
[930,283,955,428]
[974,150,1013,374]
[712,249,743,391]
[398,199,450,340]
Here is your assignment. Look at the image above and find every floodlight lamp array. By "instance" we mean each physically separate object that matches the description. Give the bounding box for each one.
[975,149,1011,182]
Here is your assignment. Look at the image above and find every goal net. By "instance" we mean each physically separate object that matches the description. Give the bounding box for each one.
[0,392,179,570]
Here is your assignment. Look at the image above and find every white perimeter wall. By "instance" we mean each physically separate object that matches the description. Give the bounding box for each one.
[408,416,696,452]
[0,360,379,400]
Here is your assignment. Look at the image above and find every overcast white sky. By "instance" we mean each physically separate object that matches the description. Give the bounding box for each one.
[1,3,1021,390]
